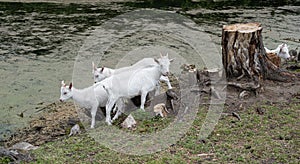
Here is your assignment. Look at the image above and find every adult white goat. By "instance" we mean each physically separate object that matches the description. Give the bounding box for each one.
[92,57,173,89]
[99,54,173,125]
[264,43,291,60]
[59,81,123,128]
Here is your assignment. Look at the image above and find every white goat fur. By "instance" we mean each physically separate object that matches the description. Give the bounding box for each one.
[59,81,122,128]
[99,55,172,125]
[264,43,291,59]
[93,57,172,89]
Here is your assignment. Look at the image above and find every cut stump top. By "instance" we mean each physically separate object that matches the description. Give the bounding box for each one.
[223,22,262,33]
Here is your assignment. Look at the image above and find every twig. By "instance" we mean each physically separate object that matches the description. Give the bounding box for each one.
[232,112,241,121]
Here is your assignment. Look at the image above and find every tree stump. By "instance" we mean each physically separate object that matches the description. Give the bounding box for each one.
[222,22,297,82]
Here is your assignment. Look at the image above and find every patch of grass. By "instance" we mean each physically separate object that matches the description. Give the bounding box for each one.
[31,103,299,163]
[0,157,13,164]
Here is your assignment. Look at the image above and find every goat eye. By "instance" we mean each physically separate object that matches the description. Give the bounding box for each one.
[63,92,67,95]
[95,75,99,78]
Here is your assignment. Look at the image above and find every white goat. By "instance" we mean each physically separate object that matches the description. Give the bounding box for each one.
[92,57,173,89]
[99,54,173,125]
[264,43,291,60]
[59,81,122,128]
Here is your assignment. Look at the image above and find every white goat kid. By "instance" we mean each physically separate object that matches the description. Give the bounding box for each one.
[264,43,291,60]
[100,54,173,125]
[59,81,109,128]
[92,57,173,89]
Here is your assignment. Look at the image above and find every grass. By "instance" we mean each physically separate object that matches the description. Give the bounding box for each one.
[28,102,300,163]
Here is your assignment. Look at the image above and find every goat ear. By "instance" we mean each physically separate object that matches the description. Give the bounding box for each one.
[154,58,159,64]
[166,53,169,57]
[61,80,66,87]
[160,52,163,58]
[69,83,72,89]
[101,67,104,73]
[169,58,174,62]
[279,45,283,51]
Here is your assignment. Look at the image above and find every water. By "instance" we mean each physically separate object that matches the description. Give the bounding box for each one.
[0,1,299,140]
[0,2,128,140]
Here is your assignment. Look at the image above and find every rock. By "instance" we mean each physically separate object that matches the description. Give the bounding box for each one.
[121,114,136,129]
[9,142,38,151]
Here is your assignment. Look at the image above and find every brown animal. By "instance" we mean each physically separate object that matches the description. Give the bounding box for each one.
[266,52,281,67]
[154,103,169,117]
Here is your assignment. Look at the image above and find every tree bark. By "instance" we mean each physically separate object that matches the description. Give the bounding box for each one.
[222,22,297,82]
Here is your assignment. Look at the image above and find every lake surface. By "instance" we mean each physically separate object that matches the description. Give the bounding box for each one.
[0,1,299,141]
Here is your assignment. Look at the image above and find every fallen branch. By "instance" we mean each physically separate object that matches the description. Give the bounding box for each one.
[221,112,241,121]
[227,81,261,95]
